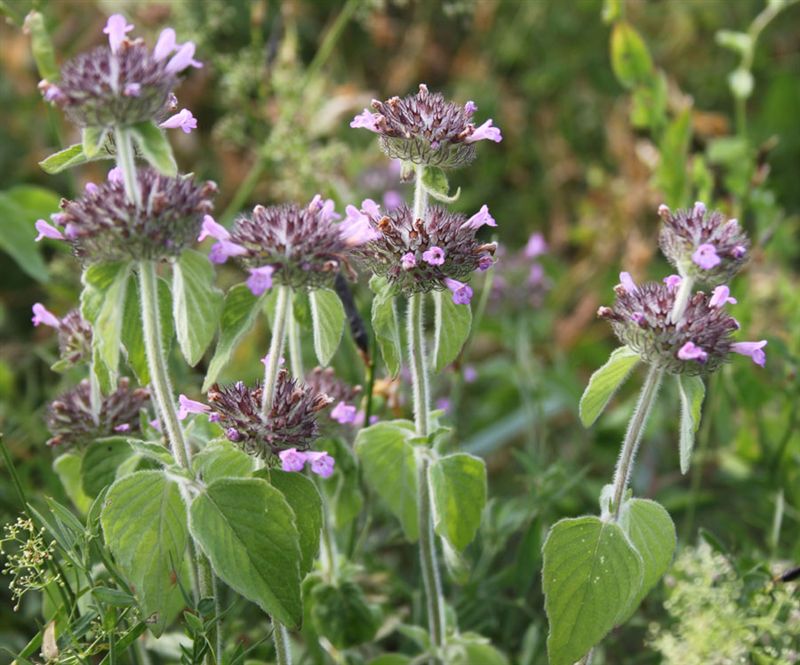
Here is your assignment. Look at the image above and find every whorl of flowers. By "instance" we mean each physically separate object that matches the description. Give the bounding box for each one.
[305,367,362,425]
[45,378,149,448]
[658,202,749,286]
[31,305,92,367]
[490,232,550,311]
[207,372,332,461]
[203,195,375,292]
[349,199,497,300]
[47,168,216,263]
[39,15,201,129]
[350,84,502,169]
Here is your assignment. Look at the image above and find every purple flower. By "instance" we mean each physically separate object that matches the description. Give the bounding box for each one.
[618,272,638,294]
[445,278,473,305]
[330,401,357,425]
[464,100,478,115]
[153,28,178,61]
[462,205,497,230]
[340,202,379,246]
[383,190,404,210]
[709,285,737,308]
[401,252,417,270]
[524,232,548,258]
[677,341,708,363]
[279,448,308,473]
[114,424,131,433]
[124,83,141,97]
[84,182,99,195]
[663,274,682,290]
[41,83,64,103]
[166,42,202,74]
[435,397,452,413]
[693,201,706,218]
[630,312,645,325]
[108,167,123,183]
[423,246,446,265]
[308,195,340,223]
[209,240,247,264]
[103,14,134,54]
[350,109,381,133]
[479,254,494,271]
[732,245,747,258]
[465,118,502,143]
[260,353,285,367]
[306,452,335,478]
[160,108,197,133]
[692,243,721,270]
[177,394,210,420]
[225,427,241,442]
[731,340,767,367]
[32,303,60,328]
[197,215,229,242]
[528,263,544,285]
[463,365,478,383]
[149,418,161,432]
[246,265,275,296]
[209,413,221,423]
[35,219,64,242]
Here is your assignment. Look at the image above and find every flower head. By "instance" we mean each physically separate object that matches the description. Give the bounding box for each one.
[45,378,149,449]
[351,84,502,168]
[58,168,216,263]
[207,371,332,461]
[658,202,749,286]
[55,309,93,367]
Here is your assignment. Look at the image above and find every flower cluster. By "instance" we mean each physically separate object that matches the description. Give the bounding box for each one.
[39,169,216,263]
[39,14,201,129]
[490,232,550,310]
[206,372,333,469]
[351,84,502,168]
[305,366,362,425]
[32,305,93,367]
[598,202,766,374]
[349,199,497,302]
[45,378,149,448]
[202,196,374,292]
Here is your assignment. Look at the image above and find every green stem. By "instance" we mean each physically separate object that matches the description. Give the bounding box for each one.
[669,275,694,324]
[287,304,304,379]
[407,293,431,437]
[262,285,292,413]
[113,127,141,208]
[417,453,445,649]
[611,365,664,520]
[272,616,292,665]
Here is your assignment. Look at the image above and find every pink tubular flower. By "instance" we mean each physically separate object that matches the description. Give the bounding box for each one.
[401,252,417,270]
[693,201,706,217]
[731,340,767,367]
[464,100,478,115]
[308,195,339,223]
[478,254,494,271]
[692,243,721,270]
[149,418,162,432]
[177,394,210,420]
[103,14,134,54]
[422,246,446,265]
[260,353,285,367]
[677,341,708,363]
[209,240,247,264]
[340,203,379,246]
[306,451,335,478]
[462,204,497,230]
[153,28,177,61]
[383,190,403,210]
[444,278,473,305]
[709,285,737,308]
[279,448,308,473]
[166,42,202,74]
[107,167,123,183]
[330,401,357,425]
[35,219,64,242]
[246,265,275,296]
[197,215,229,243]
[466,119,502,143]
[663,274,682,290]
[350,109,381,133]
[32,303,60,328]
[160,108,197,134]
[524,232,548,258]
[731,245,747,259]
[123,83,141,97]
[618,272,638,294]
[463,365,478,383]
[41,83,64,103]
[114,424,131,433]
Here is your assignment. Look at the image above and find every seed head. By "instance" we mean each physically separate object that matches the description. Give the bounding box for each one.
[207,371,332,461]
[58,168,216,263]
[45,378,149,449]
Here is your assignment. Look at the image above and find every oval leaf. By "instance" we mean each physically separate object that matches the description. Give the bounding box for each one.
[122,276,173,385]
[677,374,705,474]
[610,22,653,89]
[542,516,643,665]
[129,121,177,176]
[369,276,402,377]
[579,346,639,427]
[309,288,345,366]
[429,452,486,552]
[432,289,472,373]
[81,437,138,497]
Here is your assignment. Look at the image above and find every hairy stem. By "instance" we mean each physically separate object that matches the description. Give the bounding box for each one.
[417,452,445,648]
[113,127,141,208]
[611,364,664,520]
[287,304,304,379]
[669,275,694,323]
[262,285,292,414]
[272,618,292,665]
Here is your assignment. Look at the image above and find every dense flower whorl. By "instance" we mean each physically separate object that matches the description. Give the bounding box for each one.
[658,202,749,286]
[56,309,93,367]
[57,168,216,263]
[350,84,502,168]
[351,201,496,295]
[45,378,149,448]
[207,372,332,461]
[598,281,740,375]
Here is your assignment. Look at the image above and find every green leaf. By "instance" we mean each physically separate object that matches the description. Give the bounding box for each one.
[39,143,92,174]
[432,289,472,372]
[310,580,380,649]
[101,470,188,636]
[189,477,303,628]
[122,276,173,385]
[354,422,419,541]
[655,109,692,207]
[610,22,653,89]
[309,288,345,366]
[445,633,509,665]
[266,470,323,578]
[429,453,486,552]
[81,262,132,385]
[677,375,705,474]
[81,437,138,498]
[126,439,175,467]
[542,516,643,665]
[421,166,461,203]
[129,121,177,176]
[53,453,92,514]
[0,186,61,282]
[630,72,668,131]
[193,440,253,484]
[618,499,676,621]
[369,276,402,377]
[579,346,640,427]
[317,438,363,529]
[82,126,108,159]
[172,250,223,367]
[368,657,412,665]
[203,284,263,391]
[23,11,59,80]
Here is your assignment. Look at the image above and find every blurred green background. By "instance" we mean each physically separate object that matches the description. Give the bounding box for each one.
[1,0,799,662]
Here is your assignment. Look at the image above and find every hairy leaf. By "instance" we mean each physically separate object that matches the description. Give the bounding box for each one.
[579,346,639,427]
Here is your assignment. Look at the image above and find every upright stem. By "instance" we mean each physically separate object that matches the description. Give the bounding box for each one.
[407,293,431,437]
[113,127,141,208]
[669,275,694,324]
[262,285,292,413]
[287,304,304,379]
[610,365,664,520]
[272,618,292,665]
